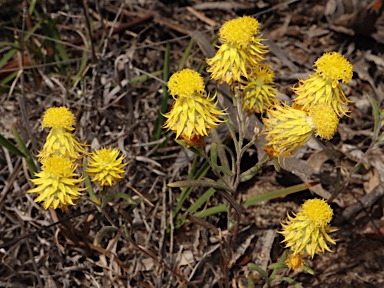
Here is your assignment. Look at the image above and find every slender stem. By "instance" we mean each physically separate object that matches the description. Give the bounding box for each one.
[200,149,231,188]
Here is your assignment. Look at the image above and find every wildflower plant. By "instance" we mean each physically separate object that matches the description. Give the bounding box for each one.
[163,15,354,286]
[28,106,131,212]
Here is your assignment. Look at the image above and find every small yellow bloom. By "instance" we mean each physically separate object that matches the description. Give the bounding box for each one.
[86,148,127,186]
[163,93,225,146]
[293,52,353,116]
[42,106,76,131]
[38,107,87,160]
[263,104,339,157]
[206,16,268,85]
[279,198,337,258]
[241,64,277,113]
[314,52,353,84]
[286,253,305,271]
[28,155,84,210]
[262,104,313,157]
[38,129,87,160]
[167,69,205,98]
[308,104,339,140]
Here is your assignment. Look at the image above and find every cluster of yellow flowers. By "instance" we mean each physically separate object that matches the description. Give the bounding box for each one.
[28,107,126,210]
[162,16,345,273]
[263,51,353,157]
[279,199,337,270]
[207,16,277,114]
[164,16,279,144]
[164,16,353,155]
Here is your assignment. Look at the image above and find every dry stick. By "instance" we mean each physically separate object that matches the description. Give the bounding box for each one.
[0,157,22,211]
[335,184,384,225]
[19,213,43,288]
[17,6,38,154]
[0,208,98,249]
[82,0,97,64]
[101,208,194,287]
[100,0,124,57]
[16,7,41,285]
[69,13,154,46]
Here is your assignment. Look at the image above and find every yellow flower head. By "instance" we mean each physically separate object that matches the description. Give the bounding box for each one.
[168,69,205,98]
[286,253,305,271]
[206,16,268,85]
[42,106,76,131]
[293,52,353,116]
[28,155,84,210]
[279,198,337,258]
[163,93,225,146]
[38,129,87,160]
[241,64,277,113]
[262,104,313,157]
[86,148,127,186]
[309,104,339,140]
[314,52,353,84]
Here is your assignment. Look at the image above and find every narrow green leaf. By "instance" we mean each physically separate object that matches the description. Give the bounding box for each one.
[71,50,89,88]
[368,95,381,140]
[280,277,304,288]
[12,128,38,176]
[93,226,118,246]
[83,170,101,207]
[193,204,227,218]
[153,42,170,141]
[187,187,216,215]
[302,264,315,275]
[0,49,18,70]
[209,142,233,176]
[0,134,26,157]
[173,159,210,218]
[244,182,316,207]
[248,263,271,285]
[267,263,287,270]
[178,38,194,70]
[240,153,269,182]
[210,142,219,167]
[168,179,234,193]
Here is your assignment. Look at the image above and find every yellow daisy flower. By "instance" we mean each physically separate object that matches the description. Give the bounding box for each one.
[86,148,127,186]
[163,93,225,146]
[206,16,268,85]
[263,103,339,157]
[167,69,205,98]
[28,155,84,210]
[293,52,353,116]
[38,106,87,160]
[308,104,339,140]
[41,106,76,131]
[279,198,337,258]
[241,64,277,113]
[262,104,313,157]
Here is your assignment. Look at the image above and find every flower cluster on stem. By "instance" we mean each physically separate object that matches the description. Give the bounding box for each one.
[29,107,86,210]
[263,52,353,158]
[29,107,127,209]
[279,199,337,270]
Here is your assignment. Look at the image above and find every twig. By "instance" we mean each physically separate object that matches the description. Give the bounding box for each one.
[334,183,384,224]
[17,6,38,153]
